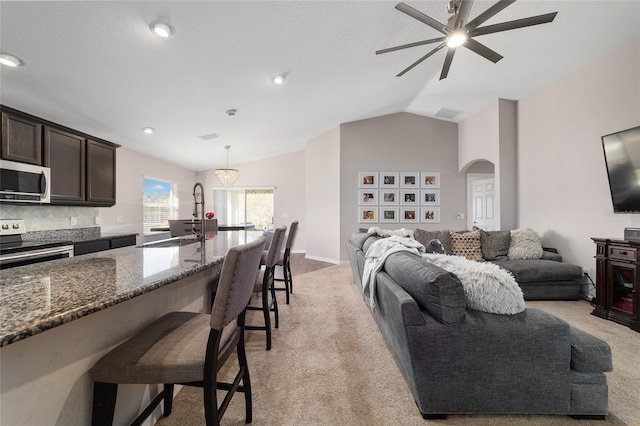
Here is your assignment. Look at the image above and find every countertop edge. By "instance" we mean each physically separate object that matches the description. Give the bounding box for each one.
[0,257,223,347]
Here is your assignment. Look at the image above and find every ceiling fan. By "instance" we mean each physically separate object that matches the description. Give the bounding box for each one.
[376,0,558,80]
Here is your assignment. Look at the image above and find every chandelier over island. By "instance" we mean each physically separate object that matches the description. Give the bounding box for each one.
[215,145,240,188]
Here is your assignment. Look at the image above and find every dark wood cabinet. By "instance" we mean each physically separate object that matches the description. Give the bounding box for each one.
[1,109,43,165]
[1,105,118,207]
[44,126,86,203]
[592,238,639,332]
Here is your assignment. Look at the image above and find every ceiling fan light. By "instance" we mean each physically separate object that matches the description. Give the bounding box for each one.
[446,31,467,48]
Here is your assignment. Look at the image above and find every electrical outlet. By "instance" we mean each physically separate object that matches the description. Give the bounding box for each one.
[582,267,590,276]
[70,217,77,226]
[95,216,100,225]
[456,213,465,220]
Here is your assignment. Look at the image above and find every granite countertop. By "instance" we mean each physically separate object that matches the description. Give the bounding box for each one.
[22,227,137,244]
[0,231,264,347]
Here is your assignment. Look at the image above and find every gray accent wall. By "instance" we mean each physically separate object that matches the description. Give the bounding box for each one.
[339,112,466,261]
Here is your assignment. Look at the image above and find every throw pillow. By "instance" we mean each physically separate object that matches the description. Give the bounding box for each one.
[478,229,511,261]
[424,239,445,254]
[449,230,483,261]
[414,228,452,254]
[422,253,526,315]
[508,228,543,260]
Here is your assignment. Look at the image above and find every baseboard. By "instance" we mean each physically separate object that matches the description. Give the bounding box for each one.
[304,254,340,264]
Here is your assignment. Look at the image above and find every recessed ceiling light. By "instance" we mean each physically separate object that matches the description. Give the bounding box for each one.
[150,21,174,38]
[142,127,155,134]
[0,53,24,67]
[273,75,286,84]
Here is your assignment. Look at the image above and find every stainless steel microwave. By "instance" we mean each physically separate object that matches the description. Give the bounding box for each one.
[0,159,50,203]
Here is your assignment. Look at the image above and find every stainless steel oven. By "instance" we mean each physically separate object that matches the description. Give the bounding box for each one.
[0,219,73,269]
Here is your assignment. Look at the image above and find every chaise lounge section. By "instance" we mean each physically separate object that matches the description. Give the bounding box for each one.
[346,233,613,419]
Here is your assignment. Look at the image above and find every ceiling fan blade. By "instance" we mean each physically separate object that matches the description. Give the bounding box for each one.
[397,42,446,77]
[470,12,558,37]
[464,38,503,63]
[454,0,474,29]
[466,0,516,30]
[395,2,448,34]
[376,37,446,55]
[440,48,456,80]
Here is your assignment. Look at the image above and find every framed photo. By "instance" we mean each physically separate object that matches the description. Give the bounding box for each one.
[380,207,399,223]
[359,189,378,205]
[379,172,399,188]
[400,190,419,205]
[359,172,378,188]
[421,172,440,188]
[358,207,378,223]
[400,172,419,188]
[420,189,440,206]
[380,190,399,205]
[400,207,419,223]
[420,207,441,223]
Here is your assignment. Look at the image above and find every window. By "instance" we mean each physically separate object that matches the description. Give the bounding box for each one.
[143,177,178,234]
[213,188,274,231]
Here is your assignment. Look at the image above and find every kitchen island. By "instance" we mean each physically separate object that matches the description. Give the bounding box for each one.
[0,230,263,425]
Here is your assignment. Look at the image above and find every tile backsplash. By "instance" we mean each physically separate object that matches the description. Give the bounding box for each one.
[0,205,97,232]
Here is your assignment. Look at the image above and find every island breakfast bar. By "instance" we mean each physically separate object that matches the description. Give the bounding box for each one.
[0,231,262,425]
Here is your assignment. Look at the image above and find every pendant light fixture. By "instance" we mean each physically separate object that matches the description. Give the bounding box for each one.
[215,145,240,188]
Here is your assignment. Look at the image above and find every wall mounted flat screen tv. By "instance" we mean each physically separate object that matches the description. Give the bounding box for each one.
[602,125,640,213]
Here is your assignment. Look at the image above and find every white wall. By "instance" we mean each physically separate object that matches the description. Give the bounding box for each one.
[340,112,465,261]
[98,147,197,241]
[198,150,306,253]
[517,36,640,278]
[305,126,341,263]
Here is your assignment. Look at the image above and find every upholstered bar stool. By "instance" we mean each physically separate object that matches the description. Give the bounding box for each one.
[90,236,265,426]
[246,226,286,351]
[275,220,298,304]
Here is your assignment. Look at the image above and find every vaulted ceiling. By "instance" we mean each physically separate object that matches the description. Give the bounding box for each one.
[1,1,639,171]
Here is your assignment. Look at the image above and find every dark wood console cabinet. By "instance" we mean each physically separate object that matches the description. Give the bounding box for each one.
[592,238,639,332]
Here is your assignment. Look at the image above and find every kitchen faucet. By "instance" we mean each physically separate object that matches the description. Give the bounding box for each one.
[192,182,205,240]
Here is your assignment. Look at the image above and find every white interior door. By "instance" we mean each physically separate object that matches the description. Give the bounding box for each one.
[471,178,497,231]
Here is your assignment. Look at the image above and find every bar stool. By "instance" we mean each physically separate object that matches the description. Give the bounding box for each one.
[274,220,298,304]
[90,236,265,426]
[246,226,286,351]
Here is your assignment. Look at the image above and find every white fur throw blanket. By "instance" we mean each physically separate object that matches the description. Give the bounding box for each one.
[367,226,414,239]
[422,253,526,315]
[362,236,425,311]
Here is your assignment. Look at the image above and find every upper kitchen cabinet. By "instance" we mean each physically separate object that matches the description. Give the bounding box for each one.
[86,140,116,206]
[1,108,43,165]
[44,126,86,203]
[1,105,119,207]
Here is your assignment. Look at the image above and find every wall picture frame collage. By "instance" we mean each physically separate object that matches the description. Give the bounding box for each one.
[358,172,440,224]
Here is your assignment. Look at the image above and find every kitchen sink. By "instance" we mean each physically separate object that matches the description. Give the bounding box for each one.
[138,237,200,248]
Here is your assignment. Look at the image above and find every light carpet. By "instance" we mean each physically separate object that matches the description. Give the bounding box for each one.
[157,265,640,426]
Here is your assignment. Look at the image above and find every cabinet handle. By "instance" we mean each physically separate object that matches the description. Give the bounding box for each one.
[620,251,628,256]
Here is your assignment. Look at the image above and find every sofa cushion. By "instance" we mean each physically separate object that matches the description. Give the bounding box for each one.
[362,235,382,254]
[423,253,526,315]
[350,232,371,250]
[492,259,582,283]
[414,228,452,254]
[479,229,511,261]
[569,325,613,373]
[384,252,466,324]
[449,230,483,261]
[508,228,543,260]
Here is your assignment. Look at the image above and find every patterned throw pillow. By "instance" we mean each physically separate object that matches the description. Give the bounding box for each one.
[449,230,483,261]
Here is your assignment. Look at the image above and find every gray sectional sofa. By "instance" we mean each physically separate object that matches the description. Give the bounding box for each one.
[346,232,613,419]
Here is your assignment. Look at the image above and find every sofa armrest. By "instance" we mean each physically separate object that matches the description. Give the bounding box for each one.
[542,249,563,262]
[570,325,613,373]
